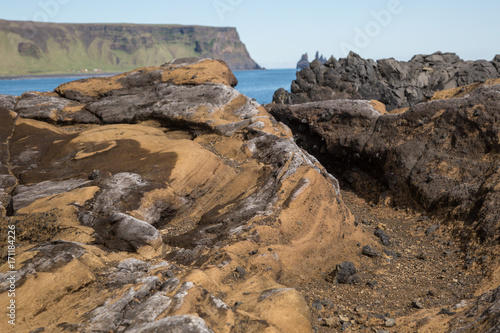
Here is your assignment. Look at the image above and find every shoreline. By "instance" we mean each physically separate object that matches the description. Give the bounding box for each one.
[0,72,123,80]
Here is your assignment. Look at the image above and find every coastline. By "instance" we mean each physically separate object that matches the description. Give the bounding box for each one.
[0,72,122,80]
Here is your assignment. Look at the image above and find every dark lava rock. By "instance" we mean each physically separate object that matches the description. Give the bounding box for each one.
[375,229,391,246]
[235,266,247,277]
[361,245,381,257]
[328,261,359,284]
[266,84,500,244]
[275,51,500,110]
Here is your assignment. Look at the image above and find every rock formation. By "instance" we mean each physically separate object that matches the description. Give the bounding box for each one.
[296,51,328,70]
[279,51,500,110]
[267,80,500,244]
[0,58,371,332]
[1,56,499,333]
[0,19,261,75]
[267,78,500,332]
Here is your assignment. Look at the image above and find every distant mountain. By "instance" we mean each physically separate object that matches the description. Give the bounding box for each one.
[0,19,261,75]
[296,51,328,69]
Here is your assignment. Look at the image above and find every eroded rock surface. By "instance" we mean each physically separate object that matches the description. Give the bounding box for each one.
[0,58,369,333]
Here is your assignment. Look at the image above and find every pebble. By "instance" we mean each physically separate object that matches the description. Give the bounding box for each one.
[412,300,424,309]
[312,300,323,311]
[375,228,391,246]
[339,315,350,322]
[385,318,396,327]
[235,266,247,276]
[321,317,339,327]
[426,224,439,235]
[438,308,456,316]
[362,245,381,257]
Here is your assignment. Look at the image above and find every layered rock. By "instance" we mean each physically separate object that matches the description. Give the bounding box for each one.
[0,58,369,332]
[267,80,500,244]
[276,51,500,110]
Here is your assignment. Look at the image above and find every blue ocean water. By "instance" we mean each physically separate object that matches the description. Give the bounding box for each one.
[0,68,297,105]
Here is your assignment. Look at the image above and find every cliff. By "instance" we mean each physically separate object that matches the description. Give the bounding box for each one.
[277,51,500,110]
[0,19,261,75]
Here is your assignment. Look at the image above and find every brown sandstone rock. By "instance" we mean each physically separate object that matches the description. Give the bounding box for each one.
[0,58,368,333]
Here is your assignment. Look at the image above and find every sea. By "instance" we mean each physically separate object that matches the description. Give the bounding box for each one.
[0,68,297,105]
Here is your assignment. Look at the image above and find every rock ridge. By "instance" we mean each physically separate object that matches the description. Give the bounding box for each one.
[275,51,500,110]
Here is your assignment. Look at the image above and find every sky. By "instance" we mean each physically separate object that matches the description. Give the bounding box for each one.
[1,0,499,69]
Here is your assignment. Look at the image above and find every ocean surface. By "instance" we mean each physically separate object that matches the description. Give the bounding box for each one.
[0,68,297,105]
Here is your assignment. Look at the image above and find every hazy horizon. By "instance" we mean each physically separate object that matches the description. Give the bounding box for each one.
[1,0,499,69]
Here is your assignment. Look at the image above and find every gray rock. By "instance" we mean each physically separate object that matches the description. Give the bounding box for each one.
[117,258,149,272]
[375,228,391,246]
[123,292,172,322]
[426,224,440,235]
[12,178,91,211]
[126,315,214,333]
[111,213,163,250]
[0,94,17,110]
[330,261,358,284]
[361,245,381,257]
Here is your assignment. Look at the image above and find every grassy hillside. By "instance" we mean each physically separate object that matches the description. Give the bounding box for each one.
[0,20,261,76]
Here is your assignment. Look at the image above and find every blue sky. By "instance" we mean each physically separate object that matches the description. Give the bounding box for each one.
[1,0,499,68]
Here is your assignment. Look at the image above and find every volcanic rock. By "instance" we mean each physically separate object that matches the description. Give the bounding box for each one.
[276,51,500,110]
[267,81,500,244]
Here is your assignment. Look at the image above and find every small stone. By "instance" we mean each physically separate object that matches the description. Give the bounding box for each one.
[375,228,391,246]
[328,261,358,284]
[412,300,424,309]
[426,224,439,235]
[235,266,247,276]
[88,169,101,180]
[362,245,381,257]
[339,315,349,323]
[312,300,323,311]
[385,318,396,327]
[249,250,258,255]
[417,252,427,260]
[321,317,339,328]
[438,308,456,316]
[322,299,334,308]
[366,281,378,288]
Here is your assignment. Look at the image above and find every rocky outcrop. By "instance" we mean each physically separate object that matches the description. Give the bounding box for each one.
[0,58,370,332]
[267,80,500,244]
[0,19,261,75]
[297,51,328,70]
[277,51,500,110]
[297,53,309,70]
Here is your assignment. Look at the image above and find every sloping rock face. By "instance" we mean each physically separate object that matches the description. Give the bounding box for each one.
[274,51,500,110]
[0,58,369,332]
[267,81,500,244]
